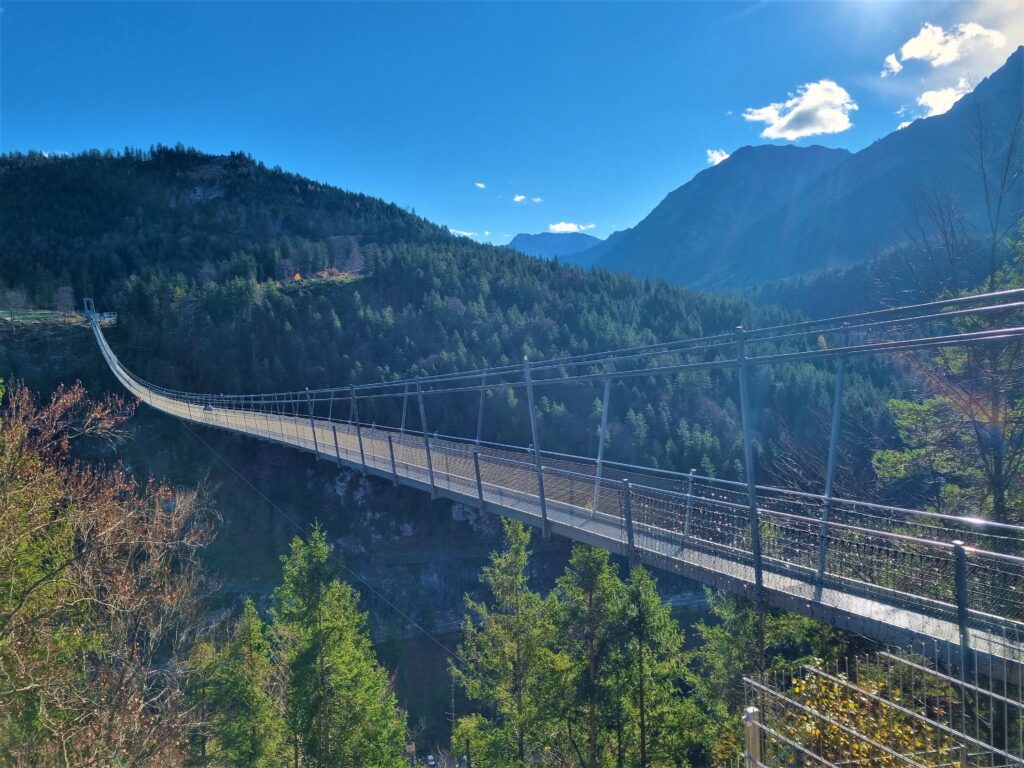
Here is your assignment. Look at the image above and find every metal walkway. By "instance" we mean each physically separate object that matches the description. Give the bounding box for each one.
[83,291,1024,682]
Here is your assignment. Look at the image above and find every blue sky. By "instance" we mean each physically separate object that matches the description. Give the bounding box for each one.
[2,1,1020,243]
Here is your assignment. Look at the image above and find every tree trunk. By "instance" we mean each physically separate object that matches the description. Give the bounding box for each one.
[638,637,647,768]
[588,593,597,768]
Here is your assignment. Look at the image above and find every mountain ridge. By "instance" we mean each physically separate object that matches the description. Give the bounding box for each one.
[592,46,1024,290]
[508,231,602,265]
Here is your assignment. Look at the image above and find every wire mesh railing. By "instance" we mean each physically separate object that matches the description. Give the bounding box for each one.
[742,644,1024,768]
[83,290,1024,675]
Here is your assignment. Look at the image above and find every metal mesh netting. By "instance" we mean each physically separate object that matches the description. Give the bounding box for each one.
[743,648,1023,768]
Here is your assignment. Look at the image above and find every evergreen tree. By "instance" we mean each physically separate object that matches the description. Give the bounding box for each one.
[622,566,695,768]
[202,599,288,767]
[547,545,626,768]
[453,519,555,766]
[271,527,406,768]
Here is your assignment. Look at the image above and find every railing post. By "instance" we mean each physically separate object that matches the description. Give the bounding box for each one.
[351,385,366,474]
[473,449,485,511]
[815,339,846,602]
[593,358,613,517]
[743,706,761,768]
[416,378,436,497]
[476,371,487,445]
[622,479,636,563]
[736,327,764,606]
[953,541,974,683]
[332,424,341,460]
[305,388,319,456]
[683,468,695,542]
[524,357,550,538]
[387,434,398,486]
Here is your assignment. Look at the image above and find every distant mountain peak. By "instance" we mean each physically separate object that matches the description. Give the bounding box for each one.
[589,46,1022,291]
[508,231,602,266]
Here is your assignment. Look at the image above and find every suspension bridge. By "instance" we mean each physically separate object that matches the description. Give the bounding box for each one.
[83,292,1024,685]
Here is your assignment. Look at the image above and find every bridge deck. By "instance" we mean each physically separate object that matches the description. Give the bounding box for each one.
[90,318,1023,681]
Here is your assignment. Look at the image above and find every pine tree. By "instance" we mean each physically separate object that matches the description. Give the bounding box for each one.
[203,599,288,767]
[547,545,626,768]
[622,566,694,768]
[271,527,406,768]
[453,519,555,766]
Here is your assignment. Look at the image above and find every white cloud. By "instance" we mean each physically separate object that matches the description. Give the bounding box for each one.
[549,221,596,234]
[483,230,491,236]
[449,228,478,237]
[899,22,1005,68]
[474,181,486,189]
[706,148,730,166]
[531,196,543,203]
[968,2,1024,74]
[897,120,914,130]
[881,53,903,77]
[513,194,526,203]
[916,77,972,116]
[743,80,858,141]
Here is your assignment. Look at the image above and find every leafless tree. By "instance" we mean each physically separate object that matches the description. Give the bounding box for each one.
[876,92,1024,525]
[0,382,217,766]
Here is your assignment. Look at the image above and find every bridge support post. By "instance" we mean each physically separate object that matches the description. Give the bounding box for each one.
[351,385,366,474]
[476,372,487,445]
[332,424,341,460]
[622,479,636,563]
[815,343,846,602]
[400,384,409,435]
[473,449,485,511]
[387,434,398,486]
[593,358,613,518]
[305,388,319,457]
[683,469,695,543]
[524,358,550,538]
[743,707,761,768]
[953,541,974,683]
[416,378,437,497]
[736,328,764,606]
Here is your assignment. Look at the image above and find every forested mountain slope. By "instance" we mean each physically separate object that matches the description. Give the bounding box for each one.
[0,145,450,304]
[0,145,895,485]
[0,144,932,751]
[586,144,850,285]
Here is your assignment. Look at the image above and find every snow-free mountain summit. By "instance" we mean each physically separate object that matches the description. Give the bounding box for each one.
[589,46,1024,291]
